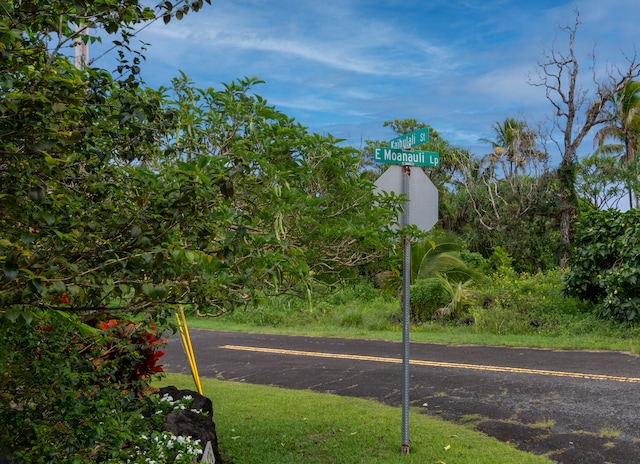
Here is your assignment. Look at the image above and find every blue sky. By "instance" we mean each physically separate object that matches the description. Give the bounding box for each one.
[92,0,640,162]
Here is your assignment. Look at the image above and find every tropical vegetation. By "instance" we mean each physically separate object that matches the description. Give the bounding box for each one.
[2,1,640,462]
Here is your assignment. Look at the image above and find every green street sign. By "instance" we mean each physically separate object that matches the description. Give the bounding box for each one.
[389,127,429,149]
[374,147,440,167]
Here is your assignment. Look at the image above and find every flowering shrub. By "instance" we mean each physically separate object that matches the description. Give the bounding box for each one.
[0,311,171,462]
[125,432,203,464]
[96,318,166,395]
[109,393,205,464]
[157,393,203,415]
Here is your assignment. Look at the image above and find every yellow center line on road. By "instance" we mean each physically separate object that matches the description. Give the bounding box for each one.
[221,344,640,384]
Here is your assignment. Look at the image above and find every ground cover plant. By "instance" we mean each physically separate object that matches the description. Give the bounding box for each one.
[156,373,553,464]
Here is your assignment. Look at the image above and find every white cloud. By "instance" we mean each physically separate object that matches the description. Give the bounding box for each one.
[139,0,455,78]
[94,0,640,160]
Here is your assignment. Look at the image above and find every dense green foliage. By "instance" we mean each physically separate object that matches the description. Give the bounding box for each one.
[3,0,640,461]
[576,152,629,209]
[409,277,448,321]
[0,0,402,460]
[440,118,562,273]
[1,0,402,321]
[191,270,640,353]
[592,80,640,209]
[0,311,169,462]
[0,71,400,321]
[565,209,640,322]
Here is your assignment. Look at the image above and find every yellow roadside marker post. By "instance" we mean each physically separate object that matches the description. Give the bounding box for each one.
[174,305,203,395]
[175,307,218,463]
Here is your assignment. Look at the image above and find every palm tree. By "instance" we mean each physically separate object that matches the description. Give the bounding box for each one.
[412,235,483,321]
[592,80,640,209]
[376,234,481,296]
[480,118,539,180]
[433,277,476,320]
[410,235,480,284]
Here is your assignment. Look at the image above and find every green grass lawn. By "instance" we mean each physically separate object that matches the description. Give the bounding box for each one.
[156,373,552,464]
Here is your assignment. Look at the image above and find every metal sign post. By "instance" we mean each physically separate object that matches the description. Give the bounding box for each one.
[373,128,439,456]
[401,165,411,455]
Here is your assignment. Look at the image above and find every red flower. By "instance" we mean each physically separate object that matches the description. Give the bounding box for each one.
[99,319,120,331]
[140,349,165,374]
[97,318,166,379]
[59,293,69,304]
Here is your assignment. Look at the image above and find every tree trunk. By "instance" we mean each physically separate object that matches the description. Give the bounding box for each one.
[559,198,574,267]
[533,10,640,265]
[557,159,577,267]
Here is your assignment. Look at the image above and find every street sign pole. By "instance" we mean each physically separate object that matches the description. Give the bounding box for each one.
[373,128,439,456]
[401,166,411,455]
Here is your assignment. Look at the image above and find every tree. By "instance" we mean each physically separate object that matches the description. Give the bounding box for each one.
[1,6,402,322]
[576,152,627,210]
[480,118,543,180]
[592,80,640,209]
[451,172,561,273]
[1,1,220,460]
[410,234,481,284]
[1,1,225,317]
[153,74,403,309]
[449,118,561,272]
[531,10,640,264]
[565,208,640,323]
[1,0,403,459]
[468,117,549,230]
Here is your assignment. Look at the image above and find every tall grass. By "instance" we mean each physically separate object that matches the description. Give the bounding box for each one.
[213,282,399,336]
[188,271,640,353]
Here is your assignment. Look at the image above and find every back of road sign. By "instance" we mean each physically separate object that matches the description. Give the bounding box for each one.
[374,165,438,232]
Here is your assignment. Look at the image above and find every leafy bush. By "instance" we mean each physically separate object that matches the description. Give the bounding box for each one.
[0,312,169,463]
[460,249,490,273]
[108,393,204,464]
[486,246,514,274]
[564,209,640,323]
[328,281,381,305]
[473,269,587,334]
[409,278,448,321]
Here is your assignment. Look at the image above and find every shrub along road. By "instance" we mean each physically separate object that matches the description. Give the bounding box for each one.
[162,329,640,464]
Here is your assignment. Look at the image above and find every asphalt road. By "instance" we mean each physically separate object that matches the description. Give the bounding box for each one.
[161,329,640,464]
